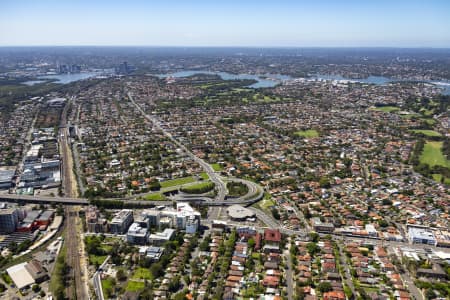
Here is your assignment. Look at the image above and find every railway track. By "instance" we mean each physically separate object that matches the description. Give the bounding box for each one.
[60,98,86,299]
[65,208,86,299]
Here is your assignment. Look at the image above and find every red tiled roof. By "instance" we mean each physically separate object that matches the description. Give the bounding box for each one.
[264,229,282,243]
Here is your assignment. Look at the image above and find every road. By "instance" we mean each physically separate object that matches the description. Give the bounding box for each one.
[93,255,110,300]
[127,91,228,201]
[248,206,280,228]
[336,241,356,298]
[284,241,294,300]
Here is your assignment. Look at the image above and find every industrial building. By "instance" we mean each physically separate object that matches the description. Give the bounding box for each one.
[6,259,48,290]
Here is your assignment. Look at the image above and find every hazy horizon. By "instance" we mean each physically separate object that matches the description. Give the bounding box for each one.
[1,0,450,48]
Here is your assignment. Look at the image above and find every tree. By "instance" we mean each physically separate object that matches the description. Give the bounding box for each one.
[425,288,436,300]
[271,208,280,220]
[32,284,41,293]
[116,269,127,281]
[317,281,332,293]
[150,262,164,278]
[306,242,320,257]
[319,176,331,188]
[309,232,319,243]
[168,276,181,293]
[248,237,255,249]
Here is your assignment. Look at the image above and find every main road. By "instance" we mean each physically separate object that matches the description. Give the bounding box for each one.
[127,91,228,201]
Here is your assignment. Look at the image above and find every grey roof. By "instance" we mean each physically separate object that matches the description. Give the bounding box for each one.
[0,170,15,182]
[226,205,255,219]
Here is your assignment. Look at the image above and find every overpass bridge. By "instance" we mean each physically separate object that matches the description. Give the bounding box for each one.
[0,194,88,205]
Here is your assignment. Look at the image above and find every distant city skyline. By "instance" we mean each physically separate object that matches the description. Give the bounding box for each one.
[0,0,449,48]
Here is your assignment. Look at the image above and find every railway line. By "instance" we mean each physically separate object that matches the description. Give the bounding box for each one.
[60,98,87,299]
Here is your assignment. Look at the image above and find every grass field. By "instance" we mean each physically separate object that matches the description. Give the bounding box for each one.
[143,193,167,201]
[370,106,400,113]
[432,174,450,185]
[253,193,275,212]
[410,130,442,137]
[181,181,215,193]
[294,129,319,138]
[101,277,115,297]
[399,113,420,119]
[126,280,145,292]
[132,267,153,280]
[421,118,437,126]
[160,176,196,188]
[420,141,450,168]
[210,163,223,171]
[199,172,209,180]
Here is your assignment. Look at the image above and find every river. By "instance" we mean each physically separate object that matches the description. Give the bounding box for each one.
[154,70,291,88]
[25,69,450,95]
[312,73,450,95]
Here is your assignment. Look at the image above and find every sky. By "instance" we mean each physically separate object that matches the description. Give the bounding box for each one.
[0,0,449,47]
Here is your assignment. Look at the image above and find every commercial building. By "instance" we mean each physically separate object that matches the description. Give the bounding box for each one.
[416,264,447,279]
[365,224,378,237]
[126,222,149,245]
[148,228,175,246]
[110,209,133,234]
[86,206,108,233]
[311,217,335,233]
[185,216,199,234]
[142,209,160,227]
[237,226,257,237]
[139,203,200,233]
[0,208,19,233]
[226,205,256,221]
[408,226,436,245]
[139,246,165,261]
